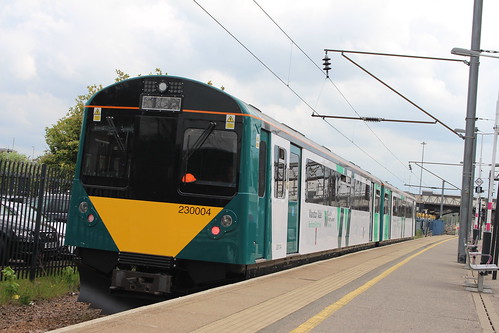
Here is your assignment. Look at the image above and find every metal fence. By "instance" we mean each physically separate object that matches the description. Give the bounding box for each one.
[0,160,74,280]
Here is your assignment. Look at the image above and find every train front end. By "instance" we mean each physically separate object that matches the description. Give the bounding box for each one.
[65,76,260,312]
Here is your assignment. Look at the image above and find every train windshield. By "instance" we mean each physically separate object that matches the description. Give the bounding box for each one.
[180,127,238,197]
[81,111,135,188]
[80,107,239,201]
[81,110,178,201]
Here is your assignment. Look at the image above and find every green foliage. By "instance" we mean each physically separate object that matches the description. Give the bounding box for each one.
[1,267,20,299]
[0,151,30,163]
[0,267,80,305]
[206,80,225,91]
[40,83,101,172]
[62,266,79,292]
[114,69,130,82]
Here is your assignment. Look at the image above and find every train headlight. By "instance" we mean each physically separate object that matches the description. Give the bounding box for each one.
[87,214,95,223]
[158,82,168,93]
[79,201,89,214]
[220,215,233,227]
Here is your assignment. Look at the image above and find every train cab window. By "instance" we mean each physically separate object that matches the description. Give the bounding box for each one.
[274,146,287,198]
[180,128,238,197]
[81,112,135,188]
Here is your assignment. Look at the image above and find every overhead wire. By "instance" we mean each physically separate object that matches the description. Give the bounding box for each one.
[192,0,407,184]
[252,0,422,184]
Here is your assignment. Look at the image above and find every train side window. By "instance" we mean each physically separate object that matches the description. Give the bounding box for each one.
[352,179,369,211]
[258,141,267,197]
[305,159,325,204]
[384,193,390,214]
[274,146,287,198]
[288,152,300,202]
[375,189,381,213]
[338,175,351,208]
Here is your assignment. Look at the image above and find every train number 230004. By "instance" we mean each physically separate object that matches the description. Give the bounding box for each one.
[178,205,212,216]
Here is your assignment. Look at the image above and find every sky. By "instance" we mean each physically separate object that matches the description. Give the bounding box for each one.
[1,0,499,196]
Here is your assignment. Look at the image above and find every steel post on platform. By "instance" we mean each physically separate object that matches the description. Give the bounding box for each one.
[458,0,483,263]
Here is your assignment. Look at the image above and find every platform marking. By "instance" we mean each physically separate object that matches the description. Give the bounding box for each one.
[189,237,453,333]
[290,237,456,333]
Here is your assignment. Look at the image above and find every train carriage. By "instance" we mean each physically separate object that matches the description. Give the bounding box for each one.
[65,75,415,312]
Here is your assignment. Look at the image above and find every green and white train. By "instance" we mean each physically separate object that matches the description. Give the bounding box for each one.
[65,75,416,312]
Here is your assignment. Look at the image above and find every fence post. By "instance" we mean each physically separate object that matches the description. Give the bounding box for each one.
[29,164,47,281]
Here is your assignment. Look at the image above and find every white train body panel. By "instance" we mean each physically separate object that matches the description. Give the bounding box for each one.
[266,127,416,261]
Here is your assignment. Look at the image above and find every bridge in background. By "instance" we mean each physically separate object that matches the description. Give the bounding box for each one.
[413,192,496,218]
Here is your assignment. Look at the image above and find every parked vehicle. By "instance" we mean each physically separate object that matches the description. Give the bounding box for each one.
[0,201,60,266]
[31,193,71,223]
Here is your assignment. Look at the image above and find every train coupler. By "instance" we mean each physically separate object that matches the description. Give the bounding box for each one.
[110,269,172,295]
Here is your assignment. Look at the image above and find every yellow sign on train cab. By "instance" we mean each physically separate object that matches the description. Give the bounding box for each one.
[93,108,102,122]
[226,114,235,129]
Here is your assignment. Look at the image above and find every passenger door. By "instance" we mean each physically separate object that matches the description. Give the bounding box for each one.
[256,130,270,259]
[271,134,290,259]
[373,184,381,242]
[287,145,301,254]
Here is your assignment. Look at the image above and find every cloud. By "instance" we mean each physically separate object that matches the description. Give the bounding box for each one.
[0,91,69,155]
[1,0,498,192]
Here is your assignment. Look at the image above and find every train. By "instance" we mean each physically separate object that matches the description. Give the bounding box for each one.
[65,75,416,313]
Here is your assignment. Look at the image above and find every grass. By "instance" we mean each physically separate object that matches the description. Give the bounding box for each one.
[0,267,79,305]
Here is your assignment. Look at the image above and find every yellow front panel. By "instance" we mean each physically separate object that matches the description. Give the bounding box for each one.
[89,196,223,256]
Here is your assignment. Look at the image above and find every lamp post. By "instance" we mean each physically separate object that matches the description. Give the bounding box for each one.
[452,0,483,263]
[452,48,499,262]
[419,142,427,195]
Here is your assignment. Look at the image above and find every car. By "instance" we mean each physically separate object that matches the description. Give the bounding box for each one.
[31,193,70,223]
[0,201,61,266]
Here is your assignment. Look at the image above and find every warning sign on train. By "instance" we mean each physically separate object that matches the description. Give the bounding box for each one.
[226,114,235,129]
[93,108,102,122]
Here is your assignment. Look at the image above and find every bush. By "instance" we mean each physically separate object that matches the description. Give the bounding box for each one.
[0,267,80,305]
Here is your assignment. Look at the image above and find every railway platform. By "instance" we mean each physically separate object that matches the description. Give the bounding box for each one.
[52,235,499,332]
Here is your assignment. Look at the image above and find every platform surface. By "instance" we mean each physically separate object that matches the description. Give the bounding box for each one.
[52,235,499,332]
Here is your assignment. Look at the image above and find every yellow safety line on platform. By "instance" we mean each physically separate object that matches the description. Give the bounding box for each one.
[191,236,454,333]
[290,236,457,333]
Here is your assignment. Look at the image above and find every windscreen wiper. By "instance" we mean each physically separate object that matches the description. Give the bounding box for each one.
[106,116,126,151]
[182,122,216,163]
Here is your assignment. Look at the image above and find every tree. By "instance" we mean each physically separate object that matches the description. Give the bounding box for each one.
[0,151,30,163]
[39,84,101,172]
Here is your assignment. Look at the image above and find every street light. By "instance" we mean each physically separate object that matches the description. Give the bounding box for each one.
[419,142,427,195]
[451,42,499,262]
[452,0,483,264]
[452,48,499,59]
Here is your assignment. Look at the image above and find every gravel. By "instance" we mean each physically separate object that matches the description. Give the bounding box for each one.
[0,293,104,332]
